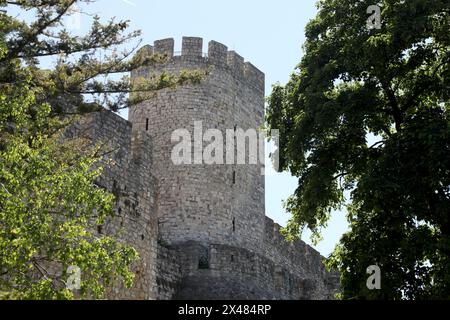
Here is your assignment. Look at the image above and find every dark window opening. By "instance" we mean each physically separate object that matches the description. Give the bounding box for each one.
[232,171,236,184]
[198,255,210,270]
[234,124,237,132]
[232,218,236,232]
[145,118,149,131]
[97,225,103,234]
[231,255,234,262]
[141,234,145,241]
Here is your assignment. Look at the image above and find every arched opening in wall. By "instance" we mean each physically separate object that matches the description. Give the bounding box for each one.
[198,246,210,270]
[232,217,236,232]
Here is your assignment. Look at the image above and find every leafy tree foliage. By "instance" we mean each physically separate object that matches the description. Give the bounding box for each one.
[266,0,449,299]
[0,0,203,299]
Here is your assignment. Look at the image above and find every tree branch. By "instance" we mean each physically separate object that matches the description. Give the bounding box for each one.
[380,79,403,132]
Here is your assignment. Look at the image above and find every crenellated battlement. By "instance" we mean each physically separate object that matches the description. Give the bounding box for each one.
[135,37,265,92]
[154,38,174,58]
[181,37,203,57]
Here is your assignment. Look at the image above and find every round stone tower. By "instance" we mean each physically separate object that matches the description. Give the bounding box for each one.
[129,37,266,252]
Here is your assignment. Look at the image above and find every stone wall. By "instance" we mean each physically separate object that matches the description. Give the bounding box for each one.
[156,245,183,300]
[154,228,339,300]
[262,217,340,299]
[73,111,159,299]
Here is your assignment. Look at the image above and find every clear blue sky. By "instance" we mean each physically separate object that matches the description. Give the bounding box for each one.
[73,0,349,256]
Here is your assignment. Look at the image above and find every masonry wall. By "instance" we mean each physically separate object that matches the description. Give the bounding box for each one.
[73,111,159,299]
[155,232,339,300]
[156,245,183,300]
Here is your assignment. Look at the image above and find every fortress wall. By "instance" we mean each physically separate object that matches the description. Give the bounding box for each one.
[73,111,159,299]
[156,245,183,300]
[205,244,306,299]
[155,241,331,300]
[262,216,340,299]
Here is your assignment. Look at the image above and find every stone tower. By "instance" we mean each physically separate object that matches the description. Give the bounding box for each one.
[124,37,339,299]
[130,37,265,253]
